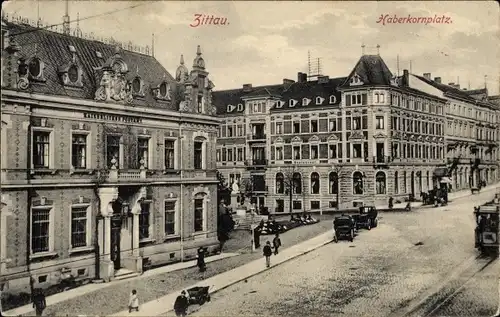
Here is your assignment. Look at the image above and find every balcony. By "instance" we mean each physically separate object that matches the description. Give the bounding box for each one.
[245,159,268,169]
[372,155,391,166]
[247,133,267,143]
[105,169,147,182]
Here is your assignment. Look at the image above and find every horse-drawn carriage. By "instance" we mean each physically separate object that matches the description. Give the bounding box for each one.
[351,206,378,230]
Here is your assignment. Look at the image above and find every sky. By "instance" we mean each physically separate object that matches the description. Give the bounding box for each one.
[3,1,499,94]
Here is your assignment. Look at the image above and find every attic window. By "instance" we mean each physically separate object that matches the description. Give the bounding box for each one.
[29,58,41,77]
[302,98,308,106]
[315,97,322,105]
[68,65,79,83]
[68,45,76,53]
[227,104,234,112]
[329,95,336,104]
[132,77,142,94]
[159,82,171,99]
[237,103,244,111]
[95,51,103,58]
[350,75,362,85]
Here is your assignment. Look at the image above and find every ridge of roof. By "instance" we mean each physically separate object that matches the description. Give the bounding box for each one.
[341,55,393,87]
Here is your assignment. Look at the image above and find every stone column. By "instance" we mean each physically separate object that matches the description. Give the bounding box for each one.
[97,187,118,281]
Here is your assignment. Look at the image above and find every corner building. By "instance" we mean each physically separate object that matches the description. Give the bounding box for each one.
[214,54,451,213]
[1,19,219,294]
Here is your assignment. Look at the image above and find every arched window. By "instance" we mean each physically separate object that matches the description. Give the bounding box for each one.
[376,171,386,194]
[276,172,284,194]
[329,172,338,195]
[380,93,385,103]
[310,172,320,194]
[292,172,302,194]
[375,93,380,103]
[353,171,364,195]
[394,171,399,194]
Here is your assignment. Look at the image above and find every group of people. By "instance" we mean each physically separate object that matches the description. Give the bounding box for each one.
[262,234,282,268]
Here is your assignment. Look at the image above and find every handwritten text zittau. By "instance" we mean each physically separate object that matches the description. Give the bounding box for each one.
[190,14,229,27]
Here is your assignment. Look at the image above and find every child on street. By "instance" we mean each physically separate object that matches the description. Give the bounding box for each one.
[128,289,139,313]
[263,241,273,268]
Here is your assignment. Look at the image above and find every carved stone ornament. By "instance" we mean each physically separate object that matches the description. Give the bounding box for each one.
[94,70,133,103]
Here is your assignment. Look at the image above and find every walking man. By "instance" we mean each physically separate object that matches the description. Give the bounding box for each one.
[32,289,46,317]
[173,290,189,317]
[273,233,282,255]
[128,289,139,313]
[263,241,273,268]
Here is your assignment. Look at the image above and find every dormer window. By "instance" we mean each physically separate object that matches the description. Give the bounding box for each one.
[315,96,322,105]
[237,103,244,111]
[68,65,79,83]
[289,99,295,107]
[132,78,141,94]
[154,81,171,100]
[29,58,42,78]
[350,74,363,86]
[68,45,76,53]
[95,51,103,58]
[329,95,336,104]
[302,98,308,106]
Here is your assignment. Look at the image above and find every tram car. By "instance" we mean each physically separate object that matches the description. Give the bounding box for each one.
[474,204,499,255]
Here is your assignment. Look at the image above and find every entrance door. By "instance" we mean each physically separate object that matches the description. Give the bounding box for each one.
[258,197,265,209]
[110,214,122,270]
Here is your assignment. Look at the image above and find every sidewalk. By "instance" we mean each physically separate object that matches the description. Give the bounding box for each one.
[4,253,239,316]
[375,183,500,210]
[112,230,334,317]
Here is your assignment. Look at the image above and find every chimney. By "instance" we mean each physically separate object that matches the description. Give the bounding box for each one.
[318,75,329,84]
[242,84,252,92]
[423,73,431,80]
[402,69,409,87]
[434,77,441,84]
[283,78,295,89]
[297,72,307,83]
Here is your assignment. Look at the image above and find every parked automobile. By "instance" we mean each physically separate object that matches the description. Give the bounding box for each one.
[351,206,378,230]
[333,215,356,242]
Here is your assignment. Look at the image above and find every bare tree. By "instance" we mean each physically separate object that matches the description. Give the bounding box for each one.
[278,165,303,213]
[238,177,254,205]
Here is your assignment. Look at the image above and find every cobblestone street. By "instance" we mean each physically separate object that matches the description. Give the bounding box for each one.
[185,190,499,317]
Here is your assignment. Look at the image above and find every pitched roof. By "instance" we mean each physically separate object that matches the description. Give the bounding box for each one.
[412,74,478,103]
[212,77,346,115]
[3,20,179,109]
[341,55,393,87]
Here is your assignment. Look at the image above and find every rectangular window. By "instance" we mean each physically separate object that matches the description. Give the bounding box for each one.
[310,145,319,159]
[165,140,175,169]
[293,122,300,134]
[71,134,87,169]
[375,116,384,129]
[106,135,121,169]
[138,137,149,169]
[227,126,233,137]
[164,201,177,235]
[228,149,233,162]
[310,201,320,210]
[32,208,50,254]
[71,206,88,248]
[329,144,337,158]
[194,141,203,170]
[276,146,284,160]
[353,117,361,130]
[329,119,336,132]
[237,125,243,136]
[310,120,318,133]
[276,122,283,134]
[237,148,243,161]
[292,200,302,210]
[353,144,362,158]
[139,203,151,240]
[194,199,204,232]
[197,94,203,113]
[293,145,301,160]
[33,131,51,168]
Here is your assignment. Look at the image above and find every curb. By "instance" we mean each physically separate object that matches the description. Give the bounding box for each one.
[164,234,334,316]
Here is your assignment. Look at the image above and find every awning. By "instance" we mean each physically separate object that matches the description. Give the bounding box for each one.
[433,167,448,177]
[440,177,453,184]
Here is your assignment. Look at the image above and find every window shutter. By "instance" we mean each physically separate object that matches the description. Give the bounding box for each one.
[346,117,351,130]
[319,144,328,158]
[283,121,292,134]
[302,144,310,159]
[362,93,367,105]
[284,145,292,160]
[362,116,368,129]
[270,146,275,160]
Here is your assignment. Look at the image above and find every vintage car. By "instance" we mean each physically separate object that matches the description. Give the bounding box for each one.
[351,206,378,230]
[333,215,356,242]
[474,204,499,255]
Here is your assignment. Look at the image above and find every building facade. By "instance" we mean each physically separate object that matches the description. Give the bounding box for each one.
[1,18,220,294]
[213,54,500,214]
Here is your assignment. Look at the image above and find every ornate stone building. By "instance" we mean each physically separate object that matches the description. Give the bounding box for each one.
[213,53,499,214]
[1,18,219,294]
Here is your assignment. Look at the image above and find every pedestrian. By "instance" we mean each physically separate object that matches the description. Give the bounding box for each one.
[273,233,282,255]
[173,290,189,317]
[263,241,273,268]
[197,247,206,272]
[0,283,4,317]
[128,289,139,313]
[32,289,46,317]
[388,196,394,209]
